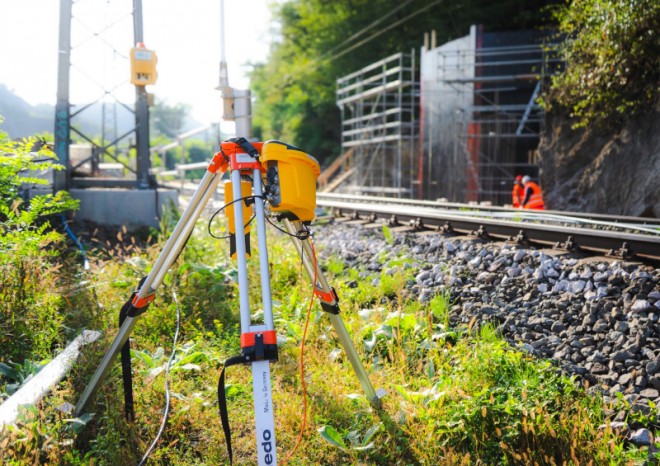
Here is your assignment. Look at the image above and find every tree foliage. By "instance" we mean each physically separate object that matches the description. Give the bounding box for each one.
[250,0,558,163]
[151,99,191,138]
[546,0,660,127]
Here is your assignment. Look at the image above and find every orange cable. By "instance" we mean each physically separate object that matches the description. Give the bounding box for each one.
[282,238,318,464]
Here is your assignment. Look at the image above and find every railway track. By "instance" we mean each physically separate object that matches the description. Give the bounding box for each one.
[173,182,660,443]
[173,183,659,261]
[316,193,660,262]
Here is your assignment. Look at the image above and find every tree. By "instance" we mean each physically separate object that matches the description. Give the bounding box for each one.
[544,0,660,128]
[249,0,559,164]
[150,99,191,138]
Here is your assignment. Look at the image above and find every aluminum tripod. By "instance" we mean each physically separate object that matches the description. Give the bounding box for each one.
[75,139,379,465]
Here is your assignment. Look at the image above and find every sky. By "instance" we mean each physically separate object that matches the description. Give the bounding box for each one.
[0,0,276,124]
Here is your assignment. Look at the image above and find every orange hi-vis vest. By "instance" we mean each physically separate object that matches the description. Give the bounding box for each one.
[512,184,524,208]
[523,181,545,210]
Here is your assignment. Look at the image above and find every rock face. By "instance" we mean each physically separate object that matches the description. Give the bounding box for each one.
[537,100,660,217]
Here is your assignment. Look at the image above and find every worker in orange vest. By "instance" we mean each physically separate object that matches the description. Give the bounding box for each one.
[520,175,545,210]
[511,175,524,208]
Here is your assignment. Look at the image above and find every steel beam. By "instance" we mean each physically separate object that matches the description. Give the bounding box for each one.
[133,0,152,189]
[54,0,72,191]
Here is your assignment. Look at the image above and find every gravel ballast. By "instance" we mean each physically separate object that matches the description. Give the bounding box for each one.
[313,219,660,427]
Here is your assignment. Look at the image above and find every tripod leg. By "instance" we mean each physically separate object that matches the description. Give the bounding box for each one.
[250,328,277,466]
[283,219,381,408]
[75,170,223,416]
[252,169,274,328]
[219,170,278,465]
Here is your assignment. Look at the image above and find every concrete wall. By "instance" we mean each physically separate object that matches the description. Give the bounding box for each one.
[70,188,178,230]
[420,27,476,201]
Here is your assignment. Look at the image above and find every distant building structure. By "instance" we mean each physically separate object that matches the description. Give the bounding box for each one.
[333,25,559,203]
[419,25,559,204]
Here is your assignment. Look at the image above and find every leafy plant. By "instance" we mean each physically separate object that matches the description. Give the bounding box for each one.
[318,422,382,451]
[0,121,79,362]
[429,291,452,330]
[381,225,393,245]
[544,0,660,127]
[0,360,48,395]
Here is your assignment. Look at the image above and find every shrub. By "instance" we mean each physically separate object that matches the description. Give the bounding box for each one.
[0,122,79,362]
[545,0,660,127]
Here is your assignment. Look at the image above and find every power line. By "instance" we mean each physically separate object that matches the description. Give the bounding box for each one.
[320,0,417,59]
[327,0,444,62]
[256,0,444,95]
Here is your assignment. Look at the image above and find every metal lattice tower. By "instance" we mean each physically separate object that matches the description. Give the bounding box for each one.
[54,0,153,191]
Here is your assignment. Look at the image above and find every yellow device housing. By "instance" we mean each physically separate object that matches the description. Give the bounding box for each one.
[224,180,252,259]
[260,140,320,222]
[130,44,158,86]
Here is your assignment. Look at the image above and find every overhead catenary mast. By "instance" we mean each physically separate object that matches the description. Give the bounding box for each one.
[217,0,252,138]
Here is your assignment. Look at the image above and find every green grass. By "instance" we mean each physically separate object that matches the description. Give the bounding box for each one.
[0,214,658,465]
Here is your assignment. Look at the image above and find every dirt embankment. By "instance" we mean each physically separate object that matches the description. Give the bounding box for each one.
[537,99,660,217]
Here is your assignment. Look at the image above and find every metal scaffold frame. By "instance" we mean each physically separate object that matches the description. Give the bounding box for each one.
[336,51,418,198]
[420,26,560,204]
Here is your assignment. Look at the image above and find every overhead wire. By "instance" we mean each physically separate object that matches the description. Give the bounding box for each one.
[326,0,444,62]
[318,0,417,61]
[269,0,443,89]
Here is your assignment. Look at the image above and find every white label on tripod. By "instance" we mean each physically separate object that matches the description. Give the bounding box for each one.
[236,152,254,164]
[252,360,277,465]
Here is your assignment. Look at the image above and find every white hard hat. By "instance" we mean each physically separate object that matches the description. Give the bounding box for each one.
[522,175,531,184]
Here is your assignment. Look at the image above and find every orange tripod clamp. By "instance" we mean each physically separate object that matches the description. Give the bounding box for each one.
[221,139,265,173]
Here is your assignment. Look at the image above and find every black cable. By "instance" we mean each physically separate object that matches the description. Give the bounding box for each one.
[265,216,312,241]
[136,287,181,466]
[207,195,264,239]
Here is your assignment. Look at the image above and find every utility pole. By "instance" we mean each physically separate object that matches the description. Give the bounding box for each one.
[217,0,252,138]
[133,0,153,189]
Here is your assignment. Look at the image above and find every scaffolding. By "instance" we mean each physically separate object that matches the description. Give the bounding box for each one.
[420,26,559,204]
[336,51,418,198]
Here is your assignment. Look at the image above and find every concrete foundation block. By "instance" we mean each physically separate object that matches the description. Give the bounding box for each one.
[69,188,178,230]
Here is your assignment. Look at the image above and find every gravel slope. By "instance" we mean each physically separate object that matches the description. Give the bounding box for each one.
[313,219,660,427]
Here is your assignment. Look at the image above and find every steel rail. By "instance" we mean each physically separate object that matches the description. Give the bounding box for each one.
[171,184,659,259]
[317,193,660,228]
[318,199,660,262]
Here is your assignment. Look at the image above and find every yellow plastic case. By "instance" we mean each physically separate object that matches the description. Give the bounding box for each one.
[130,43,158,86]
[260,140,320,222]
[224,179,252,259]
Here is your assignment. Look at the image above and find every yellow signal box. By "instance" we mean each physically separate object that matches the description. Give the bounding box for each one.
[130,43,158,86]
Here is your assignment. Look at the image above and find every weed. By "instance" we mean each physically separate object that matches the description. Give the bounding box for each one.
[381,225,393,245]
